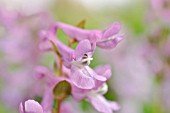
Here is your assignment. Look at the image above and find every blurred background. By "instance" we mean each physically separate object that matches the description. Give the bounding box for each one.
[0,0,170,113]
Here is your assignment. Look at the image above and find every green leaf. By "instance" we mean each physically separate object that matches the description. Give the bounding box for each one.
[80,99,91,111]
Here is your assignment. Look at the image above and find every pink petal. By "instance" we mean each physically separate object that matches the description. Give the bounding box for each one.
[93,74,107,81]
[109,101,120,111]
[70,66,95,89]
[61,102,74,113]
[51,22,103,45]
[51,22,90,41]
[95,65,112,79]
[72,85,89,101]
[35,66,49,79]
[88,95,113,113]
[97,35,123,49]
[19,100,43,113]
[85,66,106,81]
[75,39,93,60]
[19,102,24,113]
[102,22,121,39]
[41,88,53,113]
[40,30,74,68]
[51,35,74,68]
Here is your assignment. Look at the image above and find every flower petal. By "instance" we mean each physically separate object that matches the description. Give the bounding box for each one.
[102,22,121,39]
[95,65,112,79]
[51,35,74,68]
[35,66,49,79]
[97,35,123,49]
[19,100,43,113]
[40,30,74,68]
[72,85,89,101]
[108,101,120,111]
[51,22,103,47]
[70,66,95,89]
[85,66,106,81]
[19,102,24,113]
[51,22,90,41]
[88,95,113,113]
[75,39,93,60]
[41,88,53,113]
[39,30,53,51]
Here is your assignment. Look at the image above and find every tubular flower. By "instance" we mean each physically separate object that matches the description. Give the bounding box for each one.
[72,83,120,113]
[50,22,123,49]
[39,31,107,89]
[19,20,122,113]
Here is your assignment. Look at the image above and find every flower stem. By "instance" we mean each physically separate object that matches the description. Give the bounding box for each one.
[56,99,62,113]
[59,59,63,76]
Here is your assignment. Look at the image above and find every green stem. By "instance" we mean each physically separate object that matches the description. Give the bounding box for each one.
[59,59,63,76]
[56,99,62,113]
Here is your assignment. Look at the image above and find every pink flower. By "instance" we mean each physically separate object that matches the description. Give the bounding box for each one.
[34,66,72,113]
[151,0,170,22]
[39,31,107,89]
[37,20,121,113]
[0,7,20,29]
[34,63,114,113]
[72,83,120,113]
[50,22,123,49]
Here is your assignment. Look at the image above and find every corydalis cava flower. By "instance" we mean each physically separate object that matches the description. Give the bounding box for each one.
[34,64,117,113]
[50,22,123,49]
[39,31,107,89]
[19,21,123,113]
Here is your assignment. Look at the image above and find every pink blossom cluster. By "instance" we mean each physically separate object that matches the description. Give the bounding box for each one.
[19,21,123,113]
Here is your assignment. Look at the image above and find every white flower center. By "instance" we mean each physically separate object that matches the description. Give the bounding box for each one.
[72,53,93,68]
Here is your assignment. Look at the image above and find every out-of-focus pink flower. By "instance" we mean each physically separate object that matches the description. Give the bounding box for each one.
[35,66,58,113]
[0,8,51,110]
[50,22,123,49]
[0,66,36,108]
[151,0,170,23]
[98,39,154,113]
[0,7,20,28]
[0,27,38,64]
[141,43,163,74]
